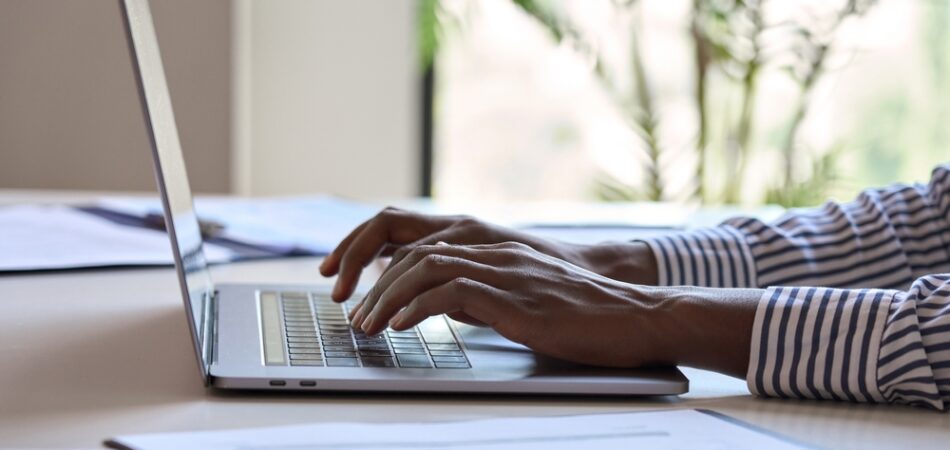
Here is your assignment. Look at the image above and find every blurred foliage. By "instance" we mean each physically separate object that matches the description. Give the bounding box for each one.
[419,1,950,207]
[417,0,441,71]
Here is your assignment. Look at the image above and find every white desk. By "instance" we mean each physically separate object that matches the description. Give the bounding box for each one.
[1,194,949,449]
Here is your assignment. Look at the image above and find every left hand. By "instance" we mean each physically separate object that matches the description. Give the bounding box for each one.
[350,241,669,368]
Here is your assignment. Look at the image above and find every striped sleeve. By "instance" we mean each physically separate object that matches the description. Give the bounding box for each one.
[639,164,950,409]
[641,164,950,289]
[747,275,950,410]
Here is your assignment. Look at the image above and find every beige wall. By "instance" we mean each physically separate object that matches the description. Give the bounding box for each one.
[0,0,231,193]
[233,0,418,199]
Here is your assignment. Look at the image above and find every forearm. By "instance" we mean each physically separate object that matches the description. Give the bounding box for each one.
[573,241,659,285]
[641,286,760,377]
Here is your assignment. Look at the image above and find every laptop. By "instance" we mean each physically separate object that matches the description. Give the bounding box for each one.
[120,0,688,395]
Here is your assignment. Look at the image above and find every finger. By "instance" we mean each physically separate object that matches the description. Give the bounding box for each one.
[446,311,488,327]
[346,298,364,322]
[319,220,370,277]
[361,253,507,335]
[354,244,514,331]
[330,209,461,301]
[332,210,411,301]
[383,221,489,276]
[388,277,511,332]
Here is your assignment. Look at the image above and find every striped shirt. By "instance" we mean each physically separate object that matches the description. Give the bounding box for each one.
[642,164,950,410]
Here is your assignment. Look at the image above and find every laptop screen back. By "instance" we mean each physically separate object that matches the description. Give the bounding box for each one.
[120,0,214,381]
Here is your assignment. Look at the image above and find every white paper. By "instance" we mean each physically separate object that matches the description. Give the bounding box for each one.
[99,195,378,255]
[106,409,804,450]
[0,205,233,271]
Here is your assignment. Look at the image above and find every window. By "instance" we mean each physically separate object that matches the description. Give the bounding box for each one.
[428,0,949,206]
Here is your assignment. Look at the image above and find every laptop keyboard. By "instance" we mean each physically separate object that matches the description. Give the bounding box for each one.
[274,291,470,369]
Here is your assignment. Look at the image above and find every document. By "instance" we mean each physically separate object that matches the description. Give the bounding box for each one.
[105,409,805,450]
[98,195,378,255]
[0,205,233,271]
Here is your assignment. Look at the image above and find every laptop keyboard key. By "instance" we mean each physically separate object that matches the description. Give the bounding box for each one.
[434,361,470,369]
[396,354,433,368]
[326,357,360,367]
[393,346,427,353]
[288,342,322,348]
[426,343,460,351]
[361,357,396,367]
[289,348,323,354]
[290,360,324,366]
[431,355,466,363]
[325,351,358,358]
[428,350,464,356]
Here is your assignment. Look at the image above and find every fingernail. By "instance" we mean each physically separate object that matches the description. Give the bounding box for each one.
[361,315,375,333]
[389,310,406,328]
[436,241,448,246]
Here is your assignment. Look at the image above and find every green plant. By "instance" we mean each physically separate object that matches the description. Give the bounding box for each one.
[419,0,882,206]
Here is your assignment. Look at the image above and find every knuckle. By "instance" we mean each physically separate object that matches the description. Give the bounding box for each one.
[420,252,451,269]
[457,215,480,227]
[392,245,411,261]
[448,277,474,293]
[503,241,530,250]
[377,206,404,222]
[407,244,431,261]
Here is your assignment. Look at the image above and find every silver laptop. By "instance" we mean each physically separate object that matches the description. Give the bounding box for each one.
[121,0,687,395]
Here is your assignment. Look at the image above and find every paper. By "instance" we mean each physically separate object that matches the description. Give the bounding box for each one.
[98,195,378,255]
[105,409,804,450]
[0,205,233,271]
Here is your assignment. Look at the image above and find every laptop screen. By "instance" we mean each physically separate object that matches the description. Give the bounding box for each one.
[121,0,214,381]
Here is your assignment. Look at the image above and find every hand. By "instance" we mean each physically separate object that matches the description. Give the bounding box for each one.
[350,241,670,367]
[319,207,587,301]
[319,207,659,302]
[350,241,760,375]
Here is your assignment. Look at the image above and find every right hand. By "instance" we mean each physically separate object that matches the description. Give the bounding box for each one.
[319,207,578,302]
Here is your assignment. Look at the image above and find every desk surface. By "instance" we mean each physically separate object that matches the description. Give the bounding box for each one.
[1,193,949,449]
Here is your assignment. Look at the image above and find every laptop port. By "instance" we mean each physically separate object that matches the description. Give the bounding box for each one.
[269,380,286,386]
[299,380,317,387]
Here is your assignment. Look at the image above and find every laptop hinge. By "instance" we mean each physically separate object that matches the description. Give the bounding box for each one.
[200,290,217,385]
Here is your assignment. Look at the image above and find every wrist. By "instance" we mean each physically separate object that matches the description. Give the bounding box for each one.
[576,241,658,285]
[644,286,760,377]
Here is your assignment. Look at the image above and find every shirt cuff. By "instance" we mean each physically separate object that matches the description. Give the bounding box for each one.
[639,226,757,287]
[746,286,894,403]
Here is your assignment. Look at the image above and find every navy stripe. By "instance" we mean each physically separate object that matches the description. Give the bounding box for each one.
[886,388,944,401]
[881,323,920,347]
[838,291,867,402]
[748,199,943,248]
[761,246,905,285]
[856,291,885,401]
[765,252,908,288]
[673,234,698,285]
[823,290,849,401]
[804,289,834,399]
[879,340,925,367]
[700,229,726,287]
[921,323,950,337]
[889,306,918,323]
[771,287,800,398]
[662,235,684,285]
[924,341,950,354]
[757,232,899,278]
[878,359,931,386]
[755,289,784,396]
[788,287,816,399]
[722,226,751,287]
[690,232,713,287]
